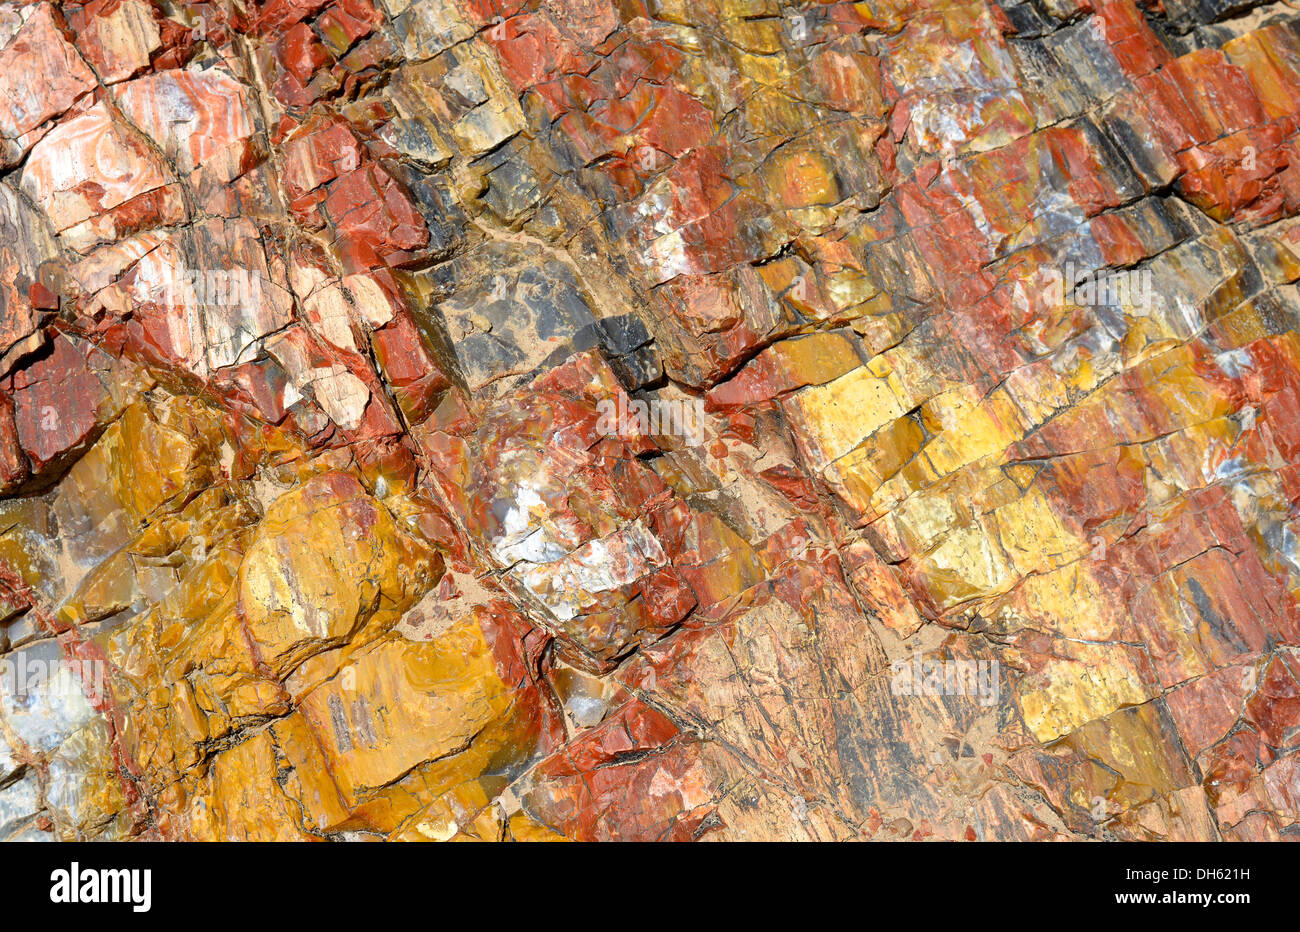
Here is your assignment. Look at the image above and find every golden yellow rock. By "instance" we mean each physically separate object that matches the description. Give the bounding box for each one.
[271,610,546,837]
[783,365,915,469]
[239,471,442,676]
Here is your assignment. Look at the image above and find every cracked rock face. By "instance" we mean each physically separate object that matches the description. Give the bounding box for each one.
[1,0,1299,842]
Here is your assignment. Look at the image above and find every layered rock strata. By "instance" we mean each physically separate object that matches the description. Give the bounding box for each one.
[0,0,1298,841]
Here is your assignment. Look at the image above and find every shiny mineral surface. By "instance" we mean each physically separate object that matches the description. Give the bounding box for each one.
[0,0,1298,842]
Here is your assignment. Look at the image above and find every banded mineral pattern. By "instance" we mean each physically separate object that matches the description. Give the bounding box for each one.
[0,0,1299,842]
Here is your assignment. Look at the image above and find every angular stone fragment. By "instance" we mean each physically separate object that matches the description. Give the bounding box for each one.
[6,334,109,474]
[239,471,440,674]
[114,67,258,184]
[0,3,95,167]
[19,101,185,253]
[71,0,161,84]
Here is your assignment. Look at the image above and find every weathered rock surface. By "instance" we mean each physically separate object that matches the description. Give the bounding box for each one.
[0,0,1299,841]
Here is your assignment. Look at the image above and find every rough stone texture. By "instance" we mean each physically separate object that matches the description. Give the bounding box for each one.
[0,0,1299,841]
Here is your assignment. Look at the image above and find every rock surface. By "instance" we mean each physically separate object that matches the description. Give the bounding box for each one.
[0,0,1299,841]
